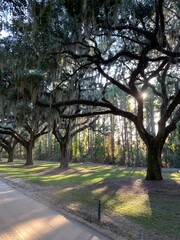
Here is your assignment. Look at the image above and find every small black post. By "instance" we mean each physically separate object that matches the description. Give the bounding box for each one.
[98,200,101,222]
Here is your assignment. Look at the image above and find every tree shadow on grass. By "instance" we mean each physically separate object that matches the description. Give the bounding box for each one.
[141,179,180,240]
[99,177,180,239]
[54,175,180,240]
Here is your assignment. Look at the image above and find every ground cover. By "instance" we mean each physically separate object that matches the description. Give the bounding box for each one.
[0,160,179,240]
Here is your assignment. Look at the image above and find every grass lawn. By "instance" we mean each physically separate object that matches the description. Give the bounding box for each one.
[0,159,179,239]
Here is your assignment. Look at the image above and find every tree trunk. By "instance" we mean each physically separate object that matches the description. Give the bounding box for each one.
[25,142,34,165]
[59,142,70,168]
[110,115,115,164]
[135,129,140,166]
[145,144,163,180]
[7,150,14,163]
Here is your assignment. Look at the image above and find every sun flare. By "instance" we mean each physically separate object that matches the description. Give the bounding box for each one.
[141,92,148,99]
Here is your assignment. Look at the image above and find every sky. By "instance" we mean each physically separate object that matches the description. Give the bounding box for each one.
[0,29,10,38]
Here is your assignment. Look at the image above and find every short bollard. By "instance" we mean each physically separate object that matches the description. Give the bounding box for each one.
[98,200,101,222]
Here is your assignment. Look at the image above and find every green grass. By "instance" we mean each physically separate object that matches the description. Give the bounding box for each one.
[0,161,147,185]
[0,160,179,184]
[0,159,179,239]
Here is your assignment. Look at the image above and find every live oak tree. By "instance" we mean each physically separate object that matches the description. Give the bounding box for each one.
[0,135,17,163]
[0,103,48,165]
[0,123,48,165]
[53,116,98,168]
[53,0,180,180]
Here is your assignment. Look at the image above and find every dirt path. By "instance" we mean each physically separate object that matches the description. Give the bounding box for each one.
[0,180,115,240]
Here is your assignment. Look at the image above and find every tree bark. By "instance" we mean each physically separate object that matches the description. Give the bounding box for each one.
[145,143,163,180]
[7,150,14,163]
[25,142,34,165]
[110,115,115,164]
[59,142,70,168]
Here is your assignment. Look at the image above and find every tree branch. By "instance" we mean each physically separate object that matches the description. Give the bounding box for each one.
[0,127,28,148]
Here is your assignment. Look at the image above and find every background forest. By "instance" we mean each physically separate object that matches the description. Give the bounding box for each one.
[1,112,179,168]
